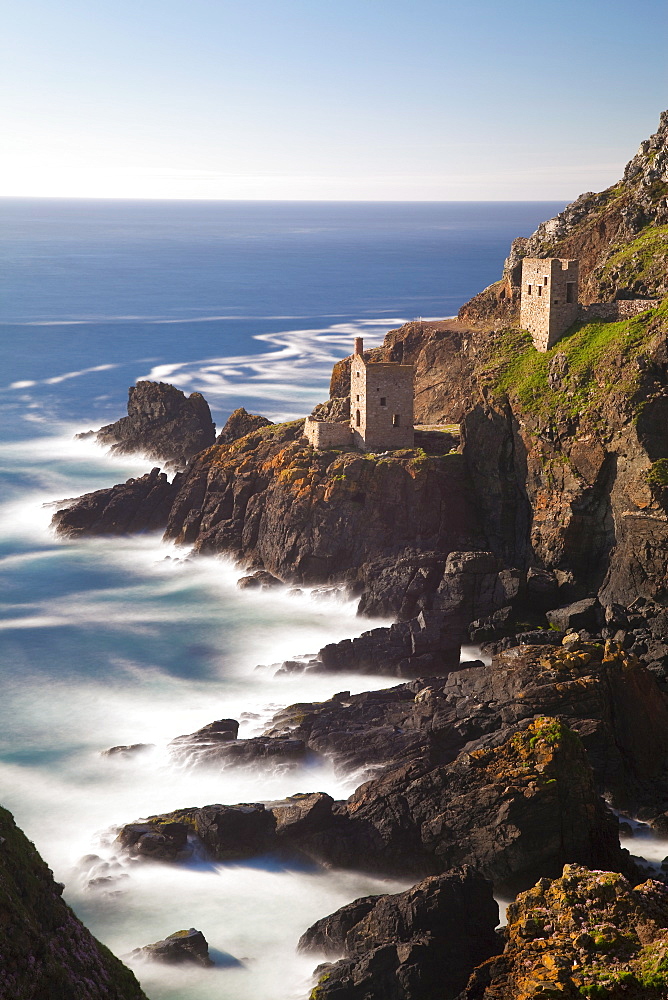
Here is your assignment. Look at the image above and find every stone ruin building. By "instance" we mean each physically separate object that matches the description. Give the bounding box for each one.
[520,257,579,351]
[305,337,415,451]
[520,256,659,352]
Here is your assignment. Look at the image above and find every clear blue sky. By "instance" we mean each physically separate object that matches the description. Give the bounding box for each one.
[2,0,666,200]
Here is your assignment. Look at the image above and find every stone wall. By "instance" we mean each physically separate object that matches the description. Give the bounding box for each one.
[581,299,660,321]
[304,417,353,449]
[351,357,414,450]
[520,258,579,351]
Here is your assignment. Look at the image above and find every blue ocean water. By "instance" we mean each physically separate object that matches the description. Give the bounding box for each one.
[1,198,572,1000]
[0,199,565,437]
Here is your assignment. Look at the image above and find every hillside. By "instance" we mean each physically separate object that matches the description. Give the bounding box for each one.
[0,806,147,1000]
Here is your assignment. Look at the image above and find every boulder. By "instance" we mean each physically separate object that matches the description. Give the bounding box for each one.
[216,407,272,445]
[52,467,180,538]
[433,551,508,622]
[130,928,214,968]
[459,864,668,999]
[300,867,501,1000]
[546,597,603,633]
[237,570,282,590]
[117,804,276,862]
[94,381,216,468]
[314,609,461,677]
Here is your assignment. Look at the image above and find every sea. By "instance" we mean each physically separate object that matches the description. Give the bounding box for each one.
[0,198,570,1000]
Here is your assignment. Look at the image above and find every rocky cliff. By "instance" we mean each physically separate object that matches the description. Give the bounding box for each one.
[351,110,668,609]
[161,419,486,616]
[0,805,146,1000]
[461,109,668,324]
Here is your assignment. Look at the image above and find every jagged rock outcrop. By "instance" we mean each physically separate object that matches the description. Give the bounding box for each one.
[312,609,463,677]
[300,868,501,1000]
[92,381,216,468]
[117,718,629,895]
[365,299,668,607]
[51,467,179,537]
[266,637,668,818]
[0,805,147,1000]
[215,407,272,444]
[162,420,485,616]
[459,864,668,1000]
[130,928,214,968]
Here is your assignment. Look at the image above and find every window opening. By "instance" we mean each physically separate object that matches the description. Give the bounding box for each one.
[527,284,532,296]
[380,397,387,407]
[356,410,361,427]
[566,282,575,303]
[392,414,400,427]
[537,285,542,297]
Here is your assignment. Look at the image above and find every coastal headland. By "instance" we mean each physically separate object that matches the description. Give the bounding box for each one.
[10,111,668,999]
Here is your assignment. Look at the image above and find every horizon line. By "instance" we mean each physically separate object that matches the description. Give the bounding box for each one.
[0,194,573,205]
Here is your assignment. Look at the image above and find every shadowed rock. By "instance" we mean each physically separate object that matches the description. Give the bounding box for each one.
[51,467,179,538]
[300,867,502,1000]
[130,928,214,968]
[93,381,216,468]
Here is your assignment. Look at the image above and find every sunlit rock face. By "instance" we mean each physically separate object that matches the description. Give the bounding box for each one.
[460,864,668,1000]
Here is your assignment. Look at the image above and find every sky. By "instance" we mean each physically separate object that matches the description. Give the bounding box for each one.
[2,0,667,201]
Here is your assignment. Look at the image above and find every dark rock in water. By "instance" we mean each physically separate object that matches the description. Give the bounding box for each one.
[170,718,240,753]
[301,867,502,1000]
[216,407,272,445]
[51,467,180,538]
[118,803,276,862]
[0,805,147,999]
[299,894,378,957]
[117,821,192,862]
[313,609,461,678]
[131,928,214,967]
[94,381,216,468]
[102,743,155,757]
[237,570,282,590]
[169,719,316,771]
[546,596,603,633]
[459,864,668,999]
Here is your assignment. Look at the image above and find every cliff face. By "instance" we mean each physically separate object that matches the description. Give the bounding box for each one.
[0,805,147,1000]
[369,302,668,604]
[357,112,668,606]
[163,419,485,615]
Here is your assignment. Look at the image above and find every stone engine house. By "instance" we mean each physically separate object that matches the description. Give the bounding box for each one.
[350,338,414,450]
[520,257,579,351]
[304,337,415,452]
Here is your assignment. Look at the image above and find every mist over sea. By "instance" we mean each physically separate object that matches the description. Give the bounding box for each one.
[0,198,567,999]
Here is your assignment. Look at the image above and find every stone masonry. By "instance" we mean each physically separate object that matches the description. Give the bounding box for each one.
[350,339,414,450]
[303,417,352,449]
[520,258,579,351]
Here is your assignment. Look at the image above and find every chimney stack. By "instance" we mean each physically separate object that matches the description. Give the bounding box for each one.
[354,337,364,356]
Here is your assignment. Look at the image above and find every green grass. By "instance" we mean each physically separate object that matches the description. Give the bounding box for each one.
[481,298,667,425]
[599,222,668,290]
[646,459,668,488]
